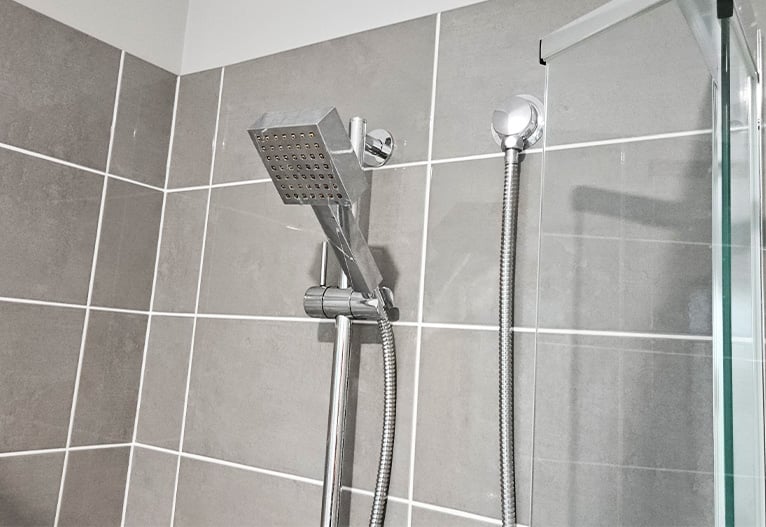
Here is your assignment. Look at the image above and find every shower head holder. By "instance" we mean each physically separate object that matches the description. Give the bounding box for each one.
[492,94,545,153]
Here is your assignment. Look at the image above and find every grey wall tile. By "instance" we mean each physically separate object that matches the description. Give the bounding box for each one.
[153,190,207,312]
[411,507,496,527]
[124,447,177,527]
[110,54,176,188]
[423,155,540,326]
[366,167,426,322]
[433,0,607,159]
[538,235,711,335]
[184,319,332,476]
[185,319,416,489]
[59,446,131,527]
[136,316,193,449]
[167,69,222,189]
[532,460,713,526]
[0,303,83,452]
[0,150,103,304]
[542,136,712,244]
[71,311,147,445]
[174,457,321,526]
[342,326,417,497]
[199,180,331,316]
[0,453,64,527]
[0,2,119,169]
[533,334,712,472]
[414,329,534,522]
[340,491,408,527]
[91,179,163,310]
[545,1,711,146]
[201,159,423,321]
[213,16,435,184]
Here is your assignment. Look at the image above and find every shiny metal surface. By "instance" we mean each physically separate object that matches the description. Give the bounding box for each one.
[369,314,396,527]
[498,152,520,527]
[249,110,398,527]
[249,107,385,297]
[319,240,329,287]
[319,116,367,527]
[492,95,543,527]
[304,286,397,320]
[492,95,544,150]
[248,107,368,206]
[363,129,395,168]
[311,203,383,297]
[320,312,351,527]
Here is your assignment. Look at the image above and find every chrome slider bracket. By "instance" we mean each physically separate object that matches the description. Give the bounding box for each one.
[304,286,398,321]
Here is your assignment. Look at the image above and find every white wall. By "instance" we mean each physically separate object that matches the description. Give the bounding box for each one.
[181,0,485,74]
[14,0,189,73]
[15,0,486,75]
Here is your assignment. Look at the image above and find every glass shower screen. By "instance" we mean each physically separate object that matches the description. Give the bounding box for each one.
[537,0,764,525]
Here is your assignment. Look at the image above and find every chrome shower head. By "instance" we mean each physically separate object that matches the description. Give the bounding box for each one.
[492,95,544,152]
[248,107,368,206]
[248,106,391,304]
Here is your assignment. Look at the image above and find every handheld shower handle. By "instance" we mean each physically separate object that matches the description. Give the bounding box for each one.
[311,203,383,297]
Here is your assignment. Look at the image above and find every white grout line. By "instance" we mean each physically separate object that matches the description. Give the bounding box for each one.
[194,312,332,323]
[407,500,502,525]
[138,443,324,488]
[372,159,431,171]
[69,443,132,452]
[0,443,131,459]
[0,292,715,342]
[0,296,84,311]
[137,441,507,526]
[536,327,713,341]
[535,456,714,475]
[159,128,712,194]
[148,311,197,318]
[120,73,180,527]
[419,321,499,332]
[169,65,225,527]
[542,128,711,152]
[406,13,441,527]
[164,76,182,192]
[105,52,126,173]
[0,141,110,179]
[0,138,163,192]
[165,184,211,193]
[541,231,714,247]
[106,172,164,192]
[52,51,125,526]
[0,292,717,343]
[431,151,505,165]
[210,178,272,189]
[89,305,151,316]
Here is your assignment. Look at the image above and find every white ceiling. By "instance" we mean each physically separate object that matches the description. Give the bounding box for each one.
[15,0,486,74]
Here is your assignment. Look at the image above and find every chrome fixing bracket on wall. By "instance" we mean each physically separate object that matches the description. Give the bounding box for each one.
[304,285,398,320]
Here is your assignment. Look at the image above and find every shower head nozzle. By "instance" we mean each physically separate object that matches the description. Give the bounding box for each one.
[248,107,367,207]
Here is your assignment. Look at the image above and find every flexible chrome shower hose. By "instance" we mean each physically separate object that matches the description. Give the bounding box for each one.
[369,315,397,527]
[499,152,519,527]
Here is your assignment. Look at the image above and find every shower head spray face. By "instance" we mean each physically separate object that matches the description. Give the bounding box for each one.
[248,107,368,206]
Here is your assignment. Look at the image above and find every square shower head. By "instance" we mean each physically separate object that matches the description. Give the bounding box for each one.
[248,107,368,206]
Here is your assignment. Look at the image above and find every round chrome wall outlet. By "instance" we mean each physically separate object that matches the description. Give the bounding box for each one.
[491,94,545,149]
[363,129,395,168]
